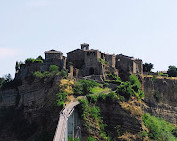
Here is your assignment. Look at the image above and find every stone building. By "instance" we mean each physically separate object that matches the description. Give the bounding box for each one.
[116,54,143,80]
[45,49,66,70]
[67,43,118,77]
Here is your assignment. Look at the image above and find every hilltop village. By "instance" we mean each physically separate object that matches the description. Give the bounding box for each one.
[16,43,143,80]
[1,43,177,141]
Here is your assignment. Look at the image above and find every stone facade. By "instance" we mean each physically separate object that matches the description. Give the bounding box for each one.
[116,54,143,80]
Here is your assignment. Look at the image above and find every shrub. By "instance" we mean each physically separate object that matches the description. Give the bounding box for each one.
[56,92,66,108]
[49,65,59,72]
[25,57,44,65]
[116,75,144,100]
[116,81,134,100]
[73,79,99,95]
[129,74,140,92]
[33,71,44,78]
[59,70,68,78]
[87,94,99,104]
[25,58,35,64]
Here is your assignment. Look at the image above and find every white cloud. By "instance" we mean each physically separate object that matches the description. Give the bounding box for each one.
[0,48,20,59]
[26,1,50,8]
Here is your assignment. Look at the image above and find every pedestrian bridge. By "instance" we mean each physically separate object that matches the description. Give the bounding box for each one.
[53,101,81,141]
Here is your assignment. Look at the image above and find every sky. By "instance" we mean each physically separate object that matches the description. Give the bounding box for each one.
[1,0,177,78]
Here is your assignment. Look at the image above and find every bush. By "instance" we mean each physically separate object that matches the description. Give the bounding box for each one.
[59,70,68,78]
[116,75,144,100]
[129,74,140,92]
[49,65,59,72]
[33,71,44,78]
[25,57,44,65]
[116,81,134,100]
[25,58,35,64]
[73,79,99,95]
[87,94,99,104]
[56,92,66,108]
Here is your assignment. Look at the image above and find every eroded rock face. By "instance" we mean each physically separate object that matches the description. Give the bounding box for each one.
[98,102,142,134]
[0,76,61,141]
[143,77,177,124]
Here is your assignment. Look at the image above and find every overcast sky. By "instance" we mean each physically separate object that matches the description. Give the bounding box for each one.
[1,0,177,78]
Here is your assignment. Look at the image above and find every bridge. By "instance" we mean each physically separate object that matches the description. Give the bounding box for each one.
[53,101,81,141]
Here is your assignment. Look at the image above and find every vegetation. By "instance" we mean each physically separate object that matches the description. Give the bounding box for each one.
[98,58,109,65]
[78,98,109,140]
[116,74,144,100]
[159,72,168,77]
[25,56,44,65]
[15,61,24,71]
[143,113,177,141]
[33,65,68,79]
[143,63,153,72]
[56,79,74,108]
[73,79,99,95]
[0,74,22,90]
[167,66,177,77]
[68,136,79,141]
[105,73,121,85]
[49,65,59,72]
[56,92,67,108]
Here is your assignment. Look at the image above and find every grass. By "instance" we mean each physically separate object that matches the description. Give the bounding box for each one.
[143,113,177,141]
[91,87,110,94]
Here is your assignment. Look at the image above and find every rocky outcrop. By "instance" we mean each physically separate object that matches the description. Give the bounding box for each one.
[0,76,62,141]
[143,77,177,124]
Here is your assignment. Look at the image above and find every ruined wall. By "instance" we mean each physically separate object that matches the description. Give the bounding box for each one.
[143,77,177,124]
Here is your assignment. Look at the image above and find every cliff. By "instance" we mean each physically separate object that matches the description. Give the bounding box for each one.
[143,76,177,124]
[0,76,61,141]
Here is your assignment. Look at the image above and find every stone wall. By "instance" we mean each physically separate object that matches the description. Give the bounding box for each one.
[67,49,85,69]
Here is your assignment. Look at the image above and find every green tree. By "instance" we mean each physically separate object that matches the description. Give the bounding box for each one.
[167,66,177,77]
[143,63,154,72]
